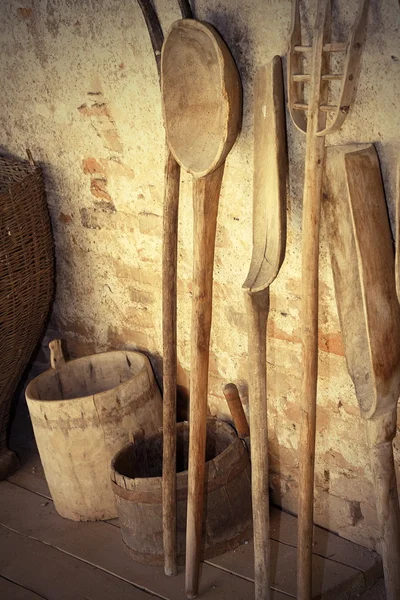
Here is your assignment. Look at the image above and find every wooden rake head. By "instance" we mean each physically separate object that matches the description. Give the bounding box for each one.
[288,0,369,137]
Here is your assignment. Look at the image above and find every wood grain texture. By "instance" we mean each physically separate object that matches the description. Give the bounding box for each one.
[162,19,242,598]
[295,3,330,598]
[323,143,400,600]
[3,461,382,599]
[0,525,153,600]
[185,164,225,598]
[111,421,251,566]
[223,383,250,438]
[242,56,287,600]
[0,575,47,600]
[0,480,263,600]
[135,1,183,576]
[162,148,181,576]
[25,347,162,521]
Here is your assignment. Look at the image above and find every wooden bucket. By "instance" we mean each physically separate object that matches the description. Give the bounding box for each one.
[26,342,162,521]
[111,419,252,565]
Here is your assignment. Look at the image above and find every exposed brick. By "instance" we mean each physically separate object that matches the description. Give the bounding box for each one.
[90,178,112,202]
[59,212,73,223]
[17,7,32,19]
[78,102,111,118]
[82,157,105,175]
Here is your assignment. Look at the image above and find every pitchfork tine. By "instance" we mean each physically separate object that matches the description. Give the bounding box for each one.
[318,0,370,136]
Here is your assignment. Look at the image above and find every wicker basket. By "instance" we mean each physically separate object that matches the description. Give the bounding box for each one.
[0,153,54,479]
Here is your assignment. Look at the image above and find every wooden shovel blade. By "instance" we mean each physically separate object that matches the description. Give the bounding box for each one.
[243,55,287,294]
[323,144,400,419]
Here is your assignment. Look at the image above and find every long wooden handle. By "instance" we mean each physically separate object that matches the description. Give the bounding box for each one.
[162,150,180,576]
[223,383,250,438]
[136,0,193,577]
[185,163,224,599]
[297,2,329,597]
[366,410,400,600]
[245,289,270,600]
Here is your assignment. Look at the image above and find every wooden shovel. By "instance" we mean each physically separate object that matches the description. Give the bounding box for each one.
[161,19,242,598]
[323,144,400,600]
[137,0,192,577]
[242,56,287,600]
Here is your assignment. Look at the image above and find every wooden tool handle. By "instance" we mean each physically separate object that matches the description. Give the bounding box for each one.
[185,163,224,599]
[136,0,192,577]
[297,3,330,597]
[366,411,400,600]
[245,290,270,599]
[49,339,66,370]
[162,151,180,576]
[223,383,250,438]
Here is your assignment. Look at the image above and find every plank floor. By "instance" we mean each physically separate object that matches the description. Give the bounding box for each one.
[0,448,383,600]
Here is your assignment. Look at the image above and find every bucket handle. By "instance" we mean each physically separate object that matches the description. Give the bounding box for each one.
[49,339,66,370]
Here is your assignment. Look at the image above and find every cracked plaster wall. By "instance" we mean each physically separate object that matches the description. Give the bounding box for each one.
[1,0,400,551]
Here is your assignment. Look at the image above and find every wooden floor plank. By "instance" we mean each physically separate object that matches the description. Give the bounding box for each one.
[207,537,366,600]
[8,449,51,499]
[6,449,381,598]
[8,448,381,581]
[0,526,155,600]
[0,575,47,600]
[0,481,291,600]
[269,507,381,580]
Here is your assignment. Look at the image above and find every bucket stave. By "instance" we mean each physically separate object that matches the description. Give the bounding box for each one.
[26,343,162,521]
[111,419,252,565]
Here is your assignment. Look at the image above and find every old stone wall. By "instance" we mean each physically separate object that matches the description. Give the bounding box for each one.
[1,0,400,550]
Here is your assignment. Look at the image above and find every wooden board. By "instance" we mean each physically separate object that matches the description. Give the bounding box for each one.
[6,449,382,597]
[0,481,289,600]
[0,525,153,600]
[0,575,46,600]
[207,538,365,600]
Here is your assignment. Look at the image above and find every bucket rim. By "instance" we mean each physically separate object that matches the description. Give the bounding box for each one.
[25,349,151,403]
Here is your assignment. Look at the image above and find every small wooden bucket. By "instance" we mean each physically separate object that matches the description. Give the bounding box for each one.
[26,340,162,521]
[111,419,252,565]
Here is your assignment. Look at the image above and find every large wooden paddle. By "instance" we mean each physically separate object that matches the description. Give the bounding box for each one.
[161,19,242,598]
[323,144,400,600]
[242,56,287,600]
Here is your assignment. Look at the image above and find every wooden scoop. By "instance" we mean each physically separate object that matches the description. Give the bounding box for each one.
[161,19,242,598]
[242,56,287,600]
[323,144,400,600]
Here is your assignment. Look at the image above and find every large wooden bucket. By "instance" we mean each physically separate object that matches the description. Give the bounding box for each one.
[111,419,252,565]
[26,342,162,521]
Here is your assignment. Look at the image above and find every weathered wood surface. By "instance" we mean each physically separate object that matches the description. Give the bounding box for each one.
[136,0,193,577]
[0,575,46,600]
[8,447,382,578]
[287,1,369,597]
[162,18,242,598]
[242,55,287,600]
[25,345,162,521]
[0,474,382,600]
[223,383,250,439]
[0,525,153,600]
[323,144,400,600]
[111,420,252,566]
[294,3,329,597]
[0,480,284,600]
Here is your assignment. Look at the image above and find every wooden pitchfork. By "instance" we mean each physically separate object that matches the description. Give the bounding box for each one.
[136,0,192,577]
[287,1,369,597]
